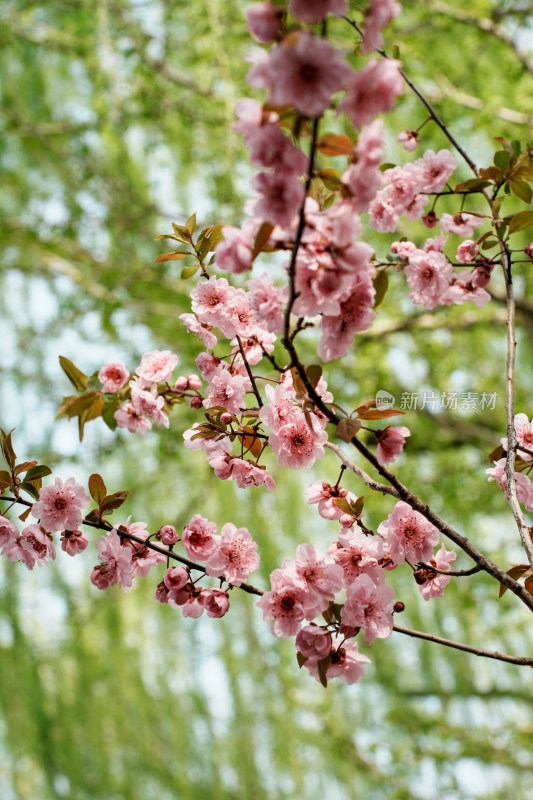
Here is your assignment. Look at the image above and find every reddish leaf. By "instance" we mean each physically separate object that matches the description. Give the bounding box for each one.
[89,473,107,506]
[357,408,406,420]
[59,356,90,391]
[155,252,190,262]
[316,133,353,157]
[252,222,274,260]
[336,418,362,442]
[499,564,531,597]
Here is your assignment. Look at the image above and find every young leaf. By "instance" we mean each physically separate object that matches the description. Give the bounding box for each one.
[334,497,354,515]
[352,496,365,518]
[316,133,353,157]
[100,490,133,512]
[357,408,406,420]
[499,564,531,597]
[185,212,197,235]
[0,428,17,470]
[89,473,107,506]
[59,356,90,391]
[306,364,323,388]
[296,651,308,669]
[336,418,362,442]
[155,251,190,263]
[508,177,532,204]
[317,656,330,688]
[18,481,40,500]
[373,270,389,308]
[25,465,52,481]
[252,222,274,260]
[508,210,533,234]
[181,264,200,280]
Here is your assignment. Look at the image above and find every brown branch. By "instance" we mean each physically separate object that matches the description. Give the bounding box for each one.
[324,442,400,498]
[0,495,263,597]
[236,335,263,408]
[394,624,533,667]
[501,248,533,569]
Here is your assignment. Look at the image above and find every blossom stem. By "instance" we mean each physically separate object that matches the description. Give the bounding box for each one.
[236,335,263,408]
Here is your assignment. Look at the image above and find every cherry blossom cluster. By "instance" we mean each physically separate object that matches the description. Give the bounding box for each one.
[257,494,455,685]
[0,475,260,622]
[486,413,533,511]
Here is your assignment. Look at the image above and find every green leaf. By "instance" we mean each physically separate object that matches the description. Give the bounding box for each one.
[334,497,353,515]
[181,263,200,279]
[508,177,532,204]
[102,402,118,431]
[18,481,40,500]
[59,356,90,391]
[352,496,365,518]
[172,222,193,243]
[25,465,52,481]
[252,222,274,261]
[455,179,491,192]
[494,150,511,171]
[185,212,197,235]
[0,429,17,470]
[373,270,389,308]
[306,364,323,388]
[100,490,133,512]
[155,251,190,263]
[296,652,308,668]
[89,473,107,506]
[508,210,533,234]
[317,168,342,191]
[317,656,330,688]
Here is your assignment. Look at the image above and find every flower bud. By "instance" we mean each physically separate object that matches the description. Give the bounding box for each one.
[393,601,405,613]
[189,395,203,409]
[164,566,189,591]
[158,524,178,545]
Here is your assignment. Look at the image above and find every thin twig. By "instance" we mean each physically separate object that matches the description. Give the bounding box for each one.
[236,335,263,408]
[324,442,400,498]
[394,624,533,667]
[341,16,479,176]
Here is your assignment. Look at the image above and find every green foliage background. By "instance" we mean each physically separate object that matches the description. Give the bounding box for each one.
[1,1,533,797]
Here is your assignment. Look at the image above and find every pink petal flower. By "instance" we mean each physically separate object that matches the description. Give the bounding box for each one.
[136,349,179,383]
[31,477,90,533]
[376,425,410,466]
[377,501,440,565]
[182,514,219,560]
[205,523,260,586]
[98,361,129,393]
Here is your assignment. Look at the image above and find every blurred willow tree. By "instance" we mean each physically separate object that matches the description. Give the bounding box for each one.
[1,1,533,798]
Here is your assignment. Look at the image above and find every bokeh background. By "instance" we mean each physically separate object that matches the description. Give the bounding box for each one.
[1,1,533,797]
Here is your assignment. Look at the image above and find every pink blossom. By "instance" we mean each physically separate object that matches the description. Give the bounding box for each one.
[232,330,276,366]
[293,543,344,615]
[181,591,206,619]
[376,425,410,466]
[377,501,440,565]
[195,352,222,381]
[252,171,305,226]
[215,223,254,274]
[440,212,483,237]
[332,527,384,585]
[404,193,428,222]
[269,410,328,470]
[502,414,533,462]
[231,459,276,490]
[17,524,56,568]
[164,566,189,591]
[340,572,395,645]
[306,637,370,685]
[391,240,417,259]
[98,361,129,393]
[0,515,19,548]
[191,275,231,326]
[208,450,236,481]
[259,381,299,432]
[397,129,418,152]
[246,273,287,333]
[256,569,308,637]
[424,234,447,252]
[361,0,402,54]
[202,588,230,618]
[338,59,403,130]
[404,249,453,310]
[486,458,533,510]
[32,477,90,533]
[114,403,153,434]
[416,544,457,600]
[243,124,307,174]
[295,625,332,660]
[305,480,358,521]
[179,313,218,349]
[444,274,491,308]
[91,529,133,591]
[368,194,400,232]
[130,380,169,428]
[218,290,258,340]
[258,33,354,118]
[158,525,178,545]
[155,581,170,604]
[182,515,219,560]
[60,529,89,556]
[456,240,479,262]
[318,276,376,361]
[204,367,247,415]
[246,2,283,42]
[121,520,166,579]
[471,262,493,289]
[417,149,458,193]
[525,244,533,260]
[136,349,178,384]
[205,523,260,586]
[288,0,347,23]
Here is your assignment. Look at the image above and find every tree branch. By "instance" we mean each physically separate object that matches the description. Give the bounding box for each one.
[394,624,533,667]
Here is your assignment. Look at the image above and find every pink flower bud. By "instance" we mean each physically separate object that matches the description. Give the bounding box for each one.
[155,581,169,604]
[202,588,230,618]
[174,376,188,392]
[164,566,189,591]
[295,626,332,659]
[187,374,202,391]
[525,244,533,260]
[422,211,439,229]
[220,412,233,425]
[158,525,178,545]
[397,129,418,152]
[190,395,203,409]
[340,514,354,528]
[246,2,283,43]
